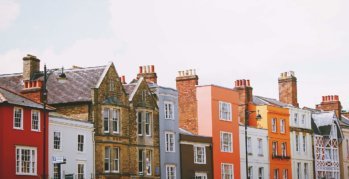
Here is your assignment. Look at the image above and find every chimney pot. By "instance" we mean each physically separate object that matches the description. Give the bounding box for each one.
[242,80,246,86]
[322,96,326,102]
[151,65,155,73]
[247,80,250,87]
[139,66,143,74]
[334,95,339,101]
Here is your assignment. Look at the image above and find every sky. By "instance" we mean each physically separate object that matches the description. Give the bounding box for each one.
[0,0,348,110]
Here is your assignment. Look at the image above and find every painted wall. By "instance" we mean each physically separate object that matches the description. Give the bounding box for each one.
[340,128,349,179]
[197,85,241,179]
[239,126,269,179]
[153,86,181,179]
[49,115,94,179]
[0,105,48,179]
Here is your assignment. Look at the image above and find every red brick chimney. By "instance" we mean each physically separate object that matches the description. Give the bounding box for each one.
[176,69,199,134]
[21,54,43,103]
[316,95,342,119]
[233,79,253,123]
[137,65,157,83]
[278,71,299,107]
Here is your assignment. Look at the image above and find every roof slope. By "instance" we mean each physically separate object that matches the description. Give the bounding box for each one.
[0,66,106,104]
[0,86,50,109]
[253,95,290,107]
[312,111,343,138]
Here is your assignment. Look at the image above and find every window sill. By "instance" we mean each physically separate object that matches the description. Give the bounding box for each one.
[31,130,41,132]
[16,173,37,176]
[194,162,207,165]
[13,128,24,130]
[258,154,264,157]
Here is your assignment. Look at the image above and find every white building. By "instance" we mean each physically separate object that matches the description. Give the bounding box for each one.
[239,126,269,179]
[49,113,95,179]
[289,107,314,179]
[312,111,343,179]
[339,115,349,179]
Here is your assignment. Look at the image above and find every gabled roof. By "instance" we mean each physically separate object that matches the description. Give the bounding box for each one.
[253,95,291,107]
[0,86,54,110]
[0,66,107,104]
[312,111,343,139]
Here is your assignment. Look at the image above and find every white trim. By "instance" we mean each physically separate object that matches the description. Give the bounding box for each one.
[221,163,234,179]
[77,134,85,153]
[129,77,144,101]
[31,110,40,132]
[77,161,86,179]
[219,101,232,121]
[53,131,62,151]
[95,62,113,88]
[111,147,120,173]
[165,165,176,179]
[194,145,206,164]
[164,101,175,120]
[13,107,23,130]
[220,131,233,153]
[15,146,37,176]
[165,131,175,152]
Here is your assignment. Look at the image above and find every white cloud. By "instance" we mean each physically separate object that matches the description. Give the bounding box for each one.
[0,0,20,31]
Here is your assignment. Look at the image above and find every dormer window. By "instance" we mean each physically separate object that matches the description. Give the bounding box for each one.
[109,80,115,92]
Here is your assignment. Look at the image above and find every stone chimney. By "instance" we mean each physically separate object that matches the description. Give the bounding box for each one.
[316,95,342,119]
[137,65,157,83]
[233,79,253,123]
[176,69,199,134]
[23,54,40,81]
[278,71,299,107]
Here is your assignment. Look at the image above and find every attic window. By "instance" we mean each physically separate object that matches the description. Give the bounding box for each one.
[141,90,147,102]
[109,79,115,92]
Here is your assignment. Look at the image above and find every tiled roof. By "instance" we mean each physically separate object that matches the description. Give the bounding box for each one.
[123,83,137,95]
[253,95,290,107]
[0,86,50,109]
[0,66,106,104]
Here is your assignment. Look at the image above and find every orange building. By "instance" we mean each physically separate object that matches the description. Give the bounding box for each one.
[176,70,241,179]
[253,96,292,179]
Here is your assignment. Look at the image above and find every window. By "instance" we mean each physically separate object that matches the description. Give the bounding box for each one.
[248,166,253,179]
[53,164,60,179]
[273,169,279,179]
[221,163,233,179]
[295,134,299,152]
[146,150,152,175]
[141,90,148,102]
[333,149,338,161]
[105,147,111,172]
[281,142,287,157]
[303,136,306,152]
[109,79,114,91]
[272,118,277,132]
[297,163,301,179]
[195,172,207,179]
[347,139,349,159]
[31,110,40,131]
[304,163,308,179]
[138,112,143,136]
[165,132,175,152]
[247,137,252,154]
[194,145,206,164]
[112,148,119,173]
[219,101,232,121]
[283,169,288,179]
[301,114,305,125]
[280,119,285,133]
[258,138,263,156]
[77,135,84,152]
[16,146,37,175]
[258,167,264,179]
[164,102,174,119]
[145,112,152,136]
[77,163,85,179]
[166,165,176,179]
[220,132,232,152]
[103,109,109,133]
[138,149,144,174]
[54,132,61,150]
[112,109,120,134]
[294,113,298,125]
[272,141,278,156]
[14,107,23,129]
[325,148,332,160]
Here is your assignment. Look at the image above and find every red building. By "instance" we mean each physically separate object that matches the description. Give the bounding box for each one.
[0,86,53,179]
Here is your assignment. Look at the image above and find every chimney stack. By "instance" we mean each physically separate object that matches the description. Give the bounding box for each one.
[120,75,126,84]
[176,69,199,134]
[234,79,253,123]
[316,95,342,119]
[137,65,157,83]
[278,71,299,107]
[23,54,40,81]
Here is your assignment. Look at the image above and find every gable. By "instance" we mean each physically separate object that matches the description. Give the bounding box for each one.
[129,78,158,109]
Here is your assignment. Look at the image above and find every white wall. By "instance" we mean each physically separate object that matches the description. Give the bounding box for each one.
[49,116,94,179]
[239,126,269,179]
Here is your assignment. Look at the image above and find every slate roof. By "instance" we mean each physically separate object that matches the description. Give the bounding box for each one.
[123,83,137,95]
[0,66,106,104]
[253,95,291,107]
[0,86,53,109]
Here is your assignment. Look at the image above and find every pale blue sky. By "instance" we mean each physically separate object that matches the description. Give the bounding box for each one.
[0,0,348,110]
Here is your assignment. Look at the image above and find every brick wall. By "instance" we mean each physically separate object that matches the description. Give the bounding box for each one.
[316,95,342,119]
[278,71,299,107]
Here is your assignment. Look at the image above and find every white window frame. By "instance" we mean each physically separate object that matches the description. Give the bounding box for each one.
[165,132,175,152]
[146,150,152,176]
[221,163,234,179]
[272,118,277,132]
[145,112,152,136]
[294,113,298,125]
[195,172,207,179]
[280,119,285,133]
[283,169,288,179]
[166,165,176,179]
[219,101,232,121]
[247,137,252,155]
[295,134,300,152]
[15,146,37,175]
[297,162,301,179]
[53,131,61,150]
[138,149,144,174]
[257,138,263,156]
[281,142,287,157]
[112,147,120,173]
[14,107,23,130]
[258,167,264,179]
[194,145,206,164]
[164,102,174,120]
[31,110,40,132]
[273,169,279,179]
[220,131,233,153]
[248,166,253,179]
[301,114,305,125]
[272,141,278,156]
[112,109,120,134]
[105,147,111,173]
[77,134,84,152]
[103,108,110,133]
[303,135,306,153]
[77,162,85,179]
[304,163,308,179]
